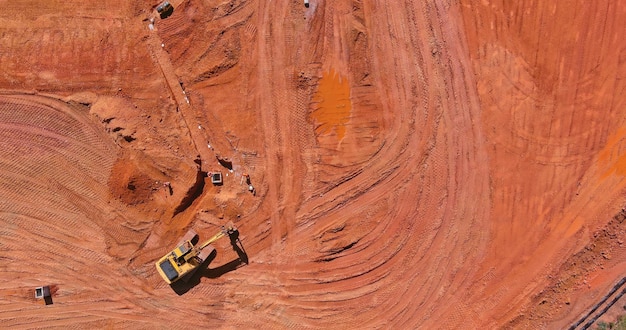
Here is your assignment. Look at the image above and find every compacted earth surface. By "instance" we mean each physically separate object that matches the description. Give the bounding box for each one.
[1,0,626,328]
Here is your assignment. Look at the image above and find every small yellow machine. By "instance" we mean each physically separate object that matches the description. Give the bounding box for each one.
[156,1,173,19]
[156,222,236,284]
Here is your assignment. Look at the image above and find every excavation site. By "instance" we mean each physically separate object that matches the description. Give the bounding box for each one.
[1,0,626,328]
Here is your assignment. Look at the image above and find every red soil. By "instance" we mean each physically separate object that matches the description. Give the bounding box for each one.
[0,0,625,328]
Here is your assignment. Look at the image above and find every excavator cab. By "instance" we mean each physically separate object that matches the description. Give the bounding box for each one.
[172,241,193,265]
[158,257,179,283]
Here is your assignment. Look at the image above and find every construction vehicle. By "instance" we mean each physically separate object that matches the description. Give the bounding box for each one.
[156,1,173,19]
[156,222,236,284]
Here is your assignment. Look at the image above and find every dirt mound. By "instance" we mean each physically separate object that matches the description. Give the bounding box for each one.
[109,151,162,205]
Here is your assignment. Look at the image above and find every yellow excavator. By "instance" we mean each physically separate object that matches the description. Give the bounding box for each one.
[156,222,236,284]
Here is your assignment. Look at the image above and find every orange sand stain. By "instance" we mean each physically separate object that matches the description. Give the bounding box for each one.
[599,127,626,178]
[310,69,351,141]
[612,153,626,177]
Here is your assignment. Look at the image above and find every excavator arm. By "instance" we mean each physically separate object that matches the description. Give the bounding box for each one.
[197,222,236,250]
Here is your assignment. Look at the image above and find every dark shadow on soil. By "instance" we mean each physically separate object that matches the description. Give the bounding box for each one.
[170,249,218,296]
[228,229,248,265]
[170,230,248,296]
[216,155,233,170]
[173,170,205,216]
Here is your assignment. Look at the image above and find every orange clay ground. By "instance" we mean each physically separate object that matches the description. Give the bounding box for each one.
[1,0,626,328]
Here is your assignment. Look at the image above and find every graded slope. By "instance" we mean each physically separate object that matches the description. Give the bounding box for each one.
[0,94,130,328]
[460,1,626,327]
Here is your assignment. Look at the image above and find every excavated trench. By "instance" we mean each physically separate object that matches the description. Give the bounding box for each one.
[173,161,207,216]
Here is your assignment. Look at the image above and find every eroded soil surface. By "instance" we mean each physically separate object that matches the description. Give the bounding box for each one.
[1,0,626,328]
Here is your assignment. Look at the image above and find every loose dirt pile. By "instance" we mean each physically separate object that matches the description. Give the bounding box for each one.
[1,0,625,328]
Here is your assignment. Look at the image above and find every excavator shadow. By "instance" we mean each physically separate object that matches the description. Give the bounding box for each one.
[170,230,248,296]
[227,229,248,265]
